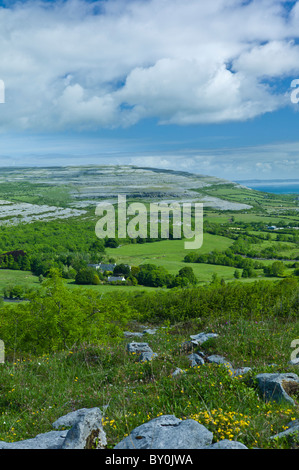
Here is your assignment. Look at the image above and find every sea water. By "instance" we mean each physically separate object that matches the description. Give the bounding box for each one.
[236,180,299,195]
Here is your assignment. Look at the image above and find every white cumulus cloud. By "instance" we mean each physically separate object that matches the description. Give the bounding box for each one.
[0,0,298,131]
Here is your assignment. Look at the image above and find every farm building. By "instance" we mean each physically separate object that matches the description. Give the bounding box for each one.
[108,276,126,282]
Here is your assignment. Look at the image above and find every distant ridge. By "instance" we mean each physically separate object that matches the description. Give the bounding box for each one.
[0,165,252,212]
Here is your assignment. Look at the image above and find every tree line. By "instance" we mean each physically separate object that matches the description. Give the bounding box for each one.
[74,263,198,288]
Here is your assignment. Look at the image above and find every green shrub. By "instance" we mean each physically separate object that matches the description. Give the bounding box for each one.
[129,278,299,323]
[75,267,96,285]
[0,269,137,355]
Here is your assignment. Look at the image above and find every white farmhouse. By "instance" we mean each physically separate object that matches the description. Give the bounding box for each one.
[108,276,126,282]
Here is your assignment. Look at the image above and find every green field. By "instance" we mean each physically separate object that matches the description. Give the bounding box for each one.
[0,266,287,299]
[65,279,159,293]
[0,270,39,294]
[0,270,159,296]
[106,234,233,272]
[105,234,297,282]
[0,224,296,295]
[205,211,299,226]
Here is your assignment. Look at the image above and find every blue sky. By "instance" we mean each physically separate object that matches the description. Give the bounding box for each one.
[0,0,299,180]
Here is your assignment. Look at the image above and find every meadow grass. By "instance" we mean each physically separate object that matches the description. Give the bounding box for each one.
[105,235,234,277]
[65,280,159,293]
[107,233,234,261]
[0,270,39,294]
[1,315,298,449]
[107,233,297,281]
[0,265,290,300]
[0,225,296,298]
[203,212,298,225]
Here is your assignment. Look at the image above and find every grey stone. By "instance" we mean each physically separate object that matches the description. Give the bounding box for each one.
[0,430,68,449]
[206,355,234,373]
[0,407,107,450]
[126,340,158,362]
[205,439,248,449]
[62,407,107,449]
[270,419,299,443]
[138,351,158,362]
[289,357,299,366]
[171,367,186,377]
[196,351,205,357]
[124,331,144,338]
[255,373,299,405]
[233,367,252,378]
[127,342,153,354]
[114,415,213,449]
[287,418,299,429]
[143,328,158,335]
[189,332,218,345]
[52,408,92,429]
[188,353,205,367]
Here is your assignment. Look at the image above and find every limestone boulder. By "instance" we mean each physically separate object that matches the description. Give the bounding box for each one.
[114,415,213,449]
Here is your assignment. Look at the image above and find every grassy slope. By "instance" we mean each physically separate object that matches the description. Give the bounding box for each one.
[0,270,159,296]
[0,268,285,299]
[1,315,299,449]
[106,234,235,280]
[0,270,40,293]
[0,228,295,294]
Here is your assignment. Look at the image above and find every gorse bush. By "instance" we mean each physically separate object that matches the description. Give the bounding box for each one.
[0,274,298,356]
[0,269,138,356]
[128,277,299,323]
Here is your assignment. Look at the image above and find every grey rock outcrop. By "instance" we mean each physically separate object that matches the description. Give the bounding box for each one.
[60,407,107,449]
[124,328,158,339]
[127,341,158,362]
[188,353,205,367]
[206,355,234,374]
[233,367,252,377]
[139,351,158,362]
[255,373,299,405]
[143,328,158,335]
[127,342,153,354]
[189,332,218,345]
[205,439,248,449]
[270,419,299,443]
[180,332,253,379]
[171,367,186,377]
[180,332,218,353]
[0,407,106,450]
[0,430,68,449]
[114,415,213,449]
[289,357,299,366]
[52,408,94,429]
[124,331,144,338]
